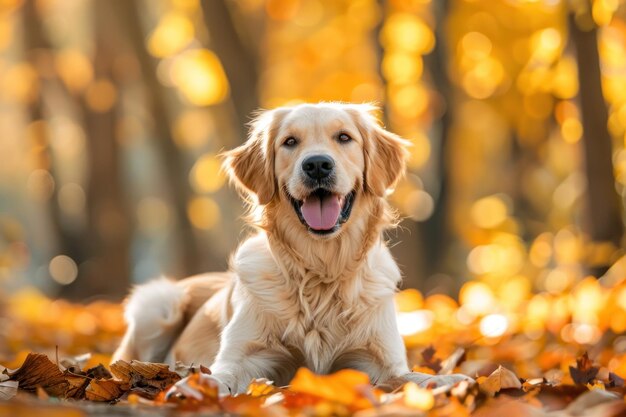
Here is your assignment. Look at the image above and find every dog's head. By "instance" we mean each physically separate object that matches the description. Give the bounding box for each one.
[224,103,409,237]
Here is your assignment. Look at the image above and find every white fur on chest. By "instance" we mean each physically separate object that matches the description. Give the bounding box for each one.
[232,233,401,373]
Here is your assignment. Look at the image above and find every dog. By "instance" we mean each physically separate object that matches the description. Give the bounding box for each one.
[112,102,470,395]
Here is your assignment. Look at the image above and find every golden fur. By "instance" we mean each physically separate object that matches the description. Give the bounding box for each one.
[112,103,470,394]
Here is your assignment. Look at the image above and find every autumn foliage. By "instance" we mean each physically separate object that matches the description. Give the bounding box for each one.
[4,281,626,415]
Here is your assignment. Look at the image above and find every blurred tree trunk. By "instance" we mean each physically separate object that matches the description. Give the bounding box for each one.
[200,0,259,133]
[61,1,131,300]
[569,12,624,275]
[111,0,208,277]
[21,0,89,273]
[421,0,454,291]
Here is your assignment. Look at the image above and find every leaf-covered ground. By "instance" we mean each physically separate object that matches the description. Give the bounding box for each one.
[3,269,626,416]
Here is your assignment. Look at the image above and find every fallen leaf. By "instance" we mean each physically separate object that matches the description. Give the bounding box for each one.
[110,359,180,398]
[247,378,277,396]
[569,352,599,385]
[4,353,68,397]
[63,374,89,399]
[421,346,442,373]
[221,394,266,416]
[85,379,126,402]
[110,360,175,382]
[289,367,372,407]
[84,364,112,379]
[479,366,522,396]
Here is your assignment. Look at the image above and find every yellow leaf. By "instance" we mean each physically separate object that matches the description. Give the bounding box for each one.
[403,381,434,410]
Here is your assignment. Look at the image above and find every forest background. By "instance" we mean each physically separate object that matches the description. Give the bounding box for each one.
[1,0,626,371]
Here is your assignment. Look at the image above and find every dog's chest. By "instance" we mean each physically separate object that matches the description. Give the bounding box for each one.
[277,280,378,373]
[234,233,400,373]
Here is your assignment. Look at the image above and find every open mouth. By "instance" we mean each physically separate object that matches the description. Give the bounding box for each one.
[290,189,356,235]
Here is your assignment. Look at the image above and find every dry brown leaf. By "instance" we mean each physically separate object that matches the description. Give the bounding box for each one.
[110,359,178,383]
[421,346,443,373]
[479,366,522,397]
[84,364,112,379]
[4,353,68,397]
[110,359,180,398]
[569,352,599,386]
[85,379,125,402]
[64,374,89,399]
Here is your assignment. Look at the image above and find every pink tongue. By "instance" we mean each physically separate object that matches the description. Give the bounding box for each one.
[300,194,341,230]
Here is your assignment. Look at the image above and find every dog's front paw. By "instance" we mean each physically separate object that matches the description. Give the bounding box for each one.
[166,373,231,400]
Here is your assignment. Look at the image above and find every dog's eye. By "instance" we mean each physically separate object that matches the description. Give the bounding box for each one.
[338,133,352,143]
[283,137,297,147]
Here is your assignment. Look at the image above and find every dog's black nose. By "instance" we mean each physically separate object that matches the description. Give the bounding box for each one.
[302,155,335,180]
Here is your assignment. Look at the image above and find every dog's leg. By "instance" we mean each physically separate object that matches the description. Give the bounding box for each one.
[360,302,474,390]
[169,283,231,366]
[168,306,297,396]
[332,301,473,389]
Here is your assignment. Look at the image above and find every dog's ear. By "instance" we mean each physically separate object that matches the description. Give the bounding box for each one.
[351,105,410,197]
[223,110,282,205]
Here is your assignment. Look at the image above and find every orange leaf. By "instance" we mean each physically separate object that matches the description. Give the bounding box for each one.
[246,378,277,397]
[289,367,372,406]
[221,394,266,416]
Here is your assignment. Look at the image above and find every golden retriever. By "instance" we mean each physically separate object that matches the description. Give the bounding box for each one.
[112,102,470,395]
